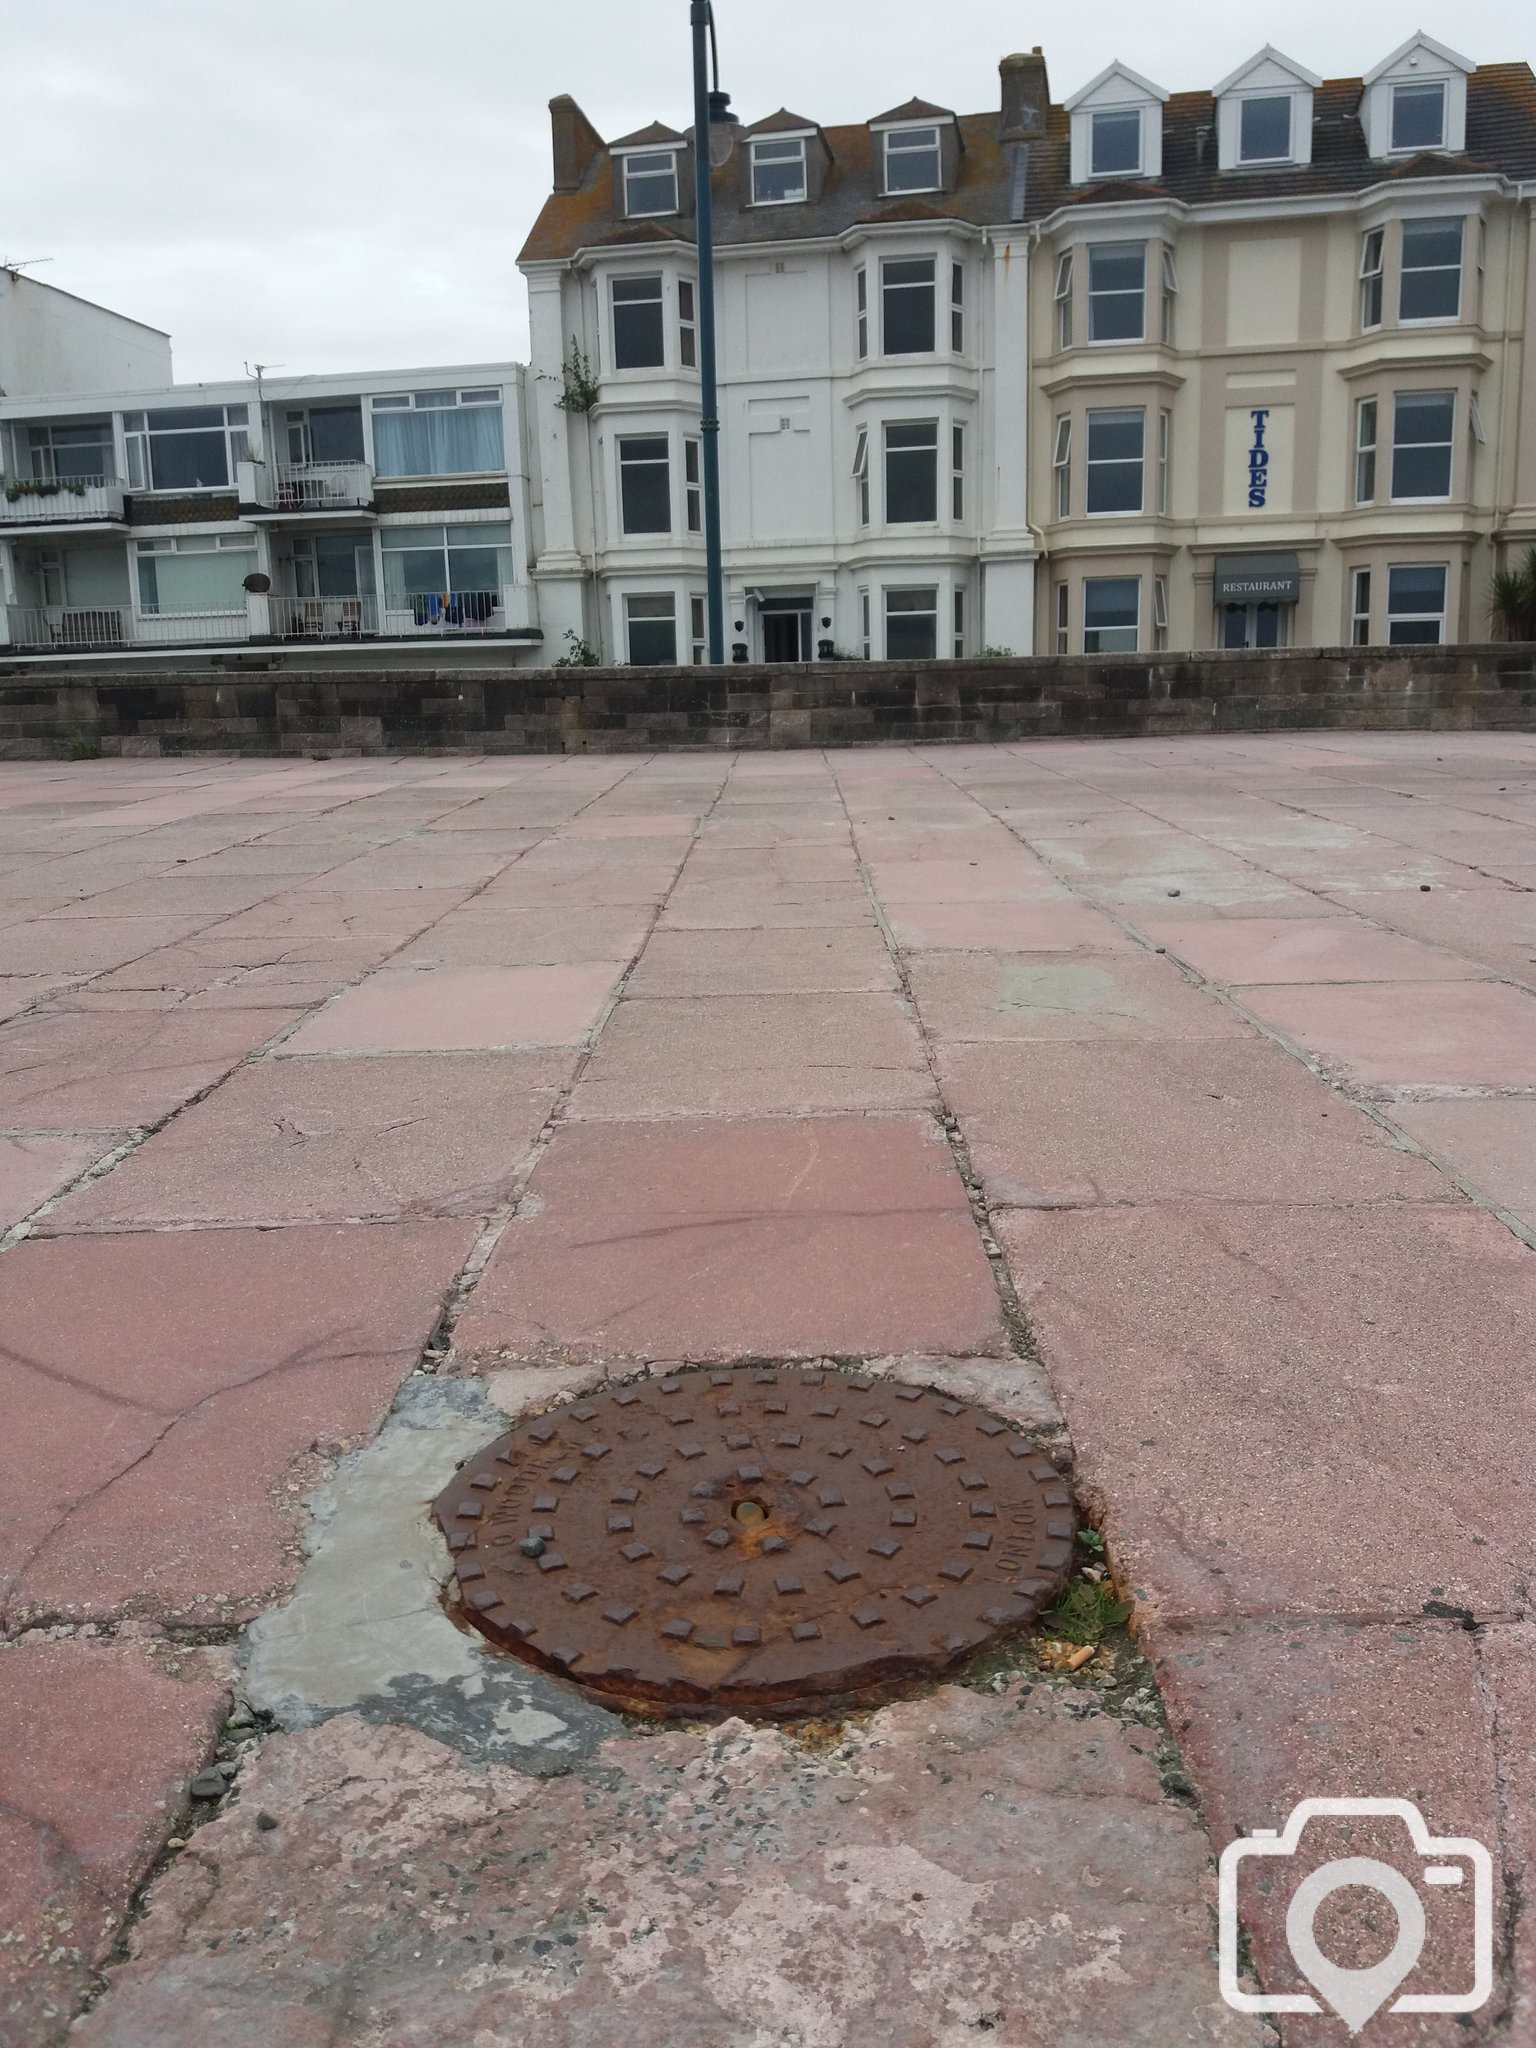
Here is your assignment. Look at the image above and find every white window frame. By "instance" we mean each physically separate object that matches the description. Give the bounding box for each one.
[122,404,249,494]
[1087,241,1146,345]
[1359,228,1385,330]
[1153,575,1169,650]
[678,278,697,369]
[883,419,940,526]
[1160,246,1178,345]
[1083,575,1141,653]
[622,150,680,218]
[616,433,672,536]
[1054,581,1070,654]
[860,588,872,660]
[610,273,667,373]
[1052,415,1072,519]
[951,423,965,523]
[881,254,937,356]
[1085,406,1145,517]
[881,123,943,195]
[1156,408,1170,515]
[751,135,809,205]
[1389,390,1456,505]
[690,593,706,664]
[1350,567,1373,646]
[624,590,678,663]
[1089,105,1144,179]
[855,267,869,361]
[1389,79,1447,154]
[884,584,940,659]
[950,262,965,353]
[1054,251,1074,349]
[1385,562,1448,644]
[1236,92,1295,165]
[953,584,966,659]
[684,438,701,534]
[852,427,870,526]
[1355,398,1378,504]
[1398,216,1463,325]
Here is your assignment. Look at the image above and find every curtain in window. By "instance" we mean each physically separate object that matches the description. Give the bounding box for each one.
[372,407,504,478]
[138,549,254,613]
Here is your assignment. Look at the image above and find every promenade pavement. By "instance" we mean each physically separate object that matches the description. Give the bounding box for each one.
[1,733,1533,2047]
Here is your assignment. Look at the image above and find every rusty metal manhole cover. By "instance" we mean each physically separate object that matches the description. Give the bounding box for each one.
[433,1368,1074,1717]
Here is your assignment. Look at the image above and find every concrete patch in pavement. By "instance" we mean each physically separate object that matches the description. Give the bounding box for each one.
[241,1375,621,1775]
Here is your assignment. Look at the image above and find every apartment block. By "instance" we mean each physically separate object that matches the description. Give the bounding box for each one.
[0,362,538,659]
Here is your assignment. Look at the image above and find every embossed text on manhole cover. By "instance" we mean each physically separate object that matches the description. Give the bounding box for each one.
[433,1368,1075,1717]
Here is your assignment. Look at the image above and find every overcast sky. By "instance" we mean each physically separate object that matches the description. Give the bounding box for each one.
[1,0,1525,385]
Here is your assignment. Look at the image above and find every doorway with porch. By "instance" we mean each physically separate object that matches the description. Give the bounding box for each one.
[757,592,814,663]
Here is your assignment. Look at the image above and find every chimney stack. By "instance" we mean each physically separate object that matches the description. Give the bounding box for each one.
[1000,49,1050,142]
[549,95,605,193]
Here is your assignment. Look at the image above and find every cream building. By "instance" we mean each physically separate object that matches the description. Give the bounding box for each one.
[1032,35,1536,652]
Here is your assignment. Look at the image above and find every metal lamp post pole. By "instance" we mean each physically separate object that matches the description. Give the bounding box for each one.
[690,0,726,664]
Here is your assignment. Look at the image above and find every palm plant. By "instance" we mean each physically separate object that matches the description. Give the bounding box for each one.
[1489,545,1536,641]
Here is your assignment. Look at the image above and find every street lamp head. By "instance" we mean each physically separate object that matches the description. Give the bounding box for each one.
[707,88,738,164]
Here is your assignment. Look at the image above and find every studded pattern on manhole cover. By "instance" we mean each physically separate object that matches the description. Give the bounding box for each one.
[432,1368,1075,1717]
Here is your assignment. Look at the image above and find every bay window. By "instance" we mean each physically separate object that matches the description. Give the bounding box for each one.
[618,435,671,534]
[1083,577,1140,653]
[1053,416,1071,518]
[370,390,503,478]
[1390,391,1455,501]
[885,587,938,660]
[1088,243,1145,342]
[884,421,939,524]
[611,275,666,371]
[1386,564,1447,644]
[1398,218,1462,322]
[625,592,677,663]
[1085,408,1144,515]
[882,257,936,355]
[1355,399,1378,503]
[1359,228,1385,329]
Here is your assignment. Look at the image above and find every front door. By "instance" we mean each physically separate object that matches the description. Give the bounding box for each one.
[759,601,811,662]
[1219,601,1288,649]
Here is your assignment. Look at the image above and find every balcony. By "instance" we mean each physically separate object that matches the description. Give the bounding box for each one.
[239,458,375,519]
[270,593,378,641]
[0,475,127,530]
[3,605,246,653]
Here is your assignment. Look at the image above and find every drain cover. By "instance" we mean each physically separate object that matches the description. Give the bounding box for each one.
[434,1368,1075,1717]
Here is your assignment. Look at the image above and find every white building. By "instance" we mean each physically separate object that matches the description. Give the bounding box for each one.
[0,267,171,401]
[519,64,1046,666]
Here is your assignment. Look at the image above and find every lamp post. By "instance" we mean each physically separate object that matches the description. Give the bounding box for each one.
[690,1,731,664]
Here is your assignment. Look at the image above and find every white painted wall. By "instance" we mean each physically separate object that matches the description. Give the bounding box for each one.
[0,273,172,399]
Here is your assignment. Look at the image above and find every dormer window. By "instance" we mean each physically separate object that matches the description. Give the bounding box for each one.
[1091,109,1142,177]
[884,125,942,194]
[1239,96,1292,162]
[752,136,808,204]
[1215,50,1318,171]
[624,151,679,217]
[1067,64,1167,185]
[1362,35,1470,161]
[1391,80,1446,151]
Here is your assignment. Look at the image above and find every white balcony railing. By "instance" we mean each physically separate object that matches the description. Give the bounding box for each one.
[270,593,379,640]
[383,589,508,636]
[244,459,374,512]
[0,475,127,525]
[3,605,244,652]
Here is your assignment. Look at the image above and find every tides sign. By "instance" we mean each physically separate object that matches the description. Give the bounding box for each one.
[1247,408,1272,509]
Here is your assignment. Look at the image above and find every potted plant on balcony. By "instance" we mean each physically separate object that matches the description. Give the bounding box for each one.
[3,477,88,502]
